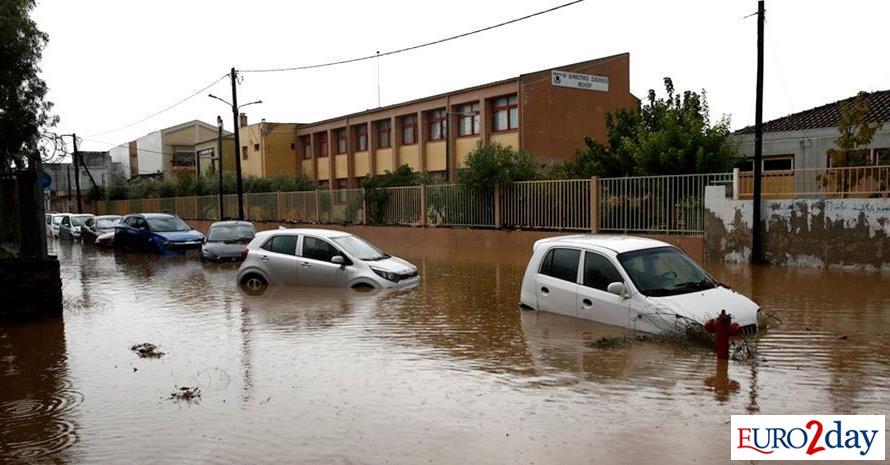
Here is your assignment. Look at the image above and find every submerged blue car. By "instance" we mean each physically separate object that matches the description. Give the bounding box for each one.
[113,213,204,255]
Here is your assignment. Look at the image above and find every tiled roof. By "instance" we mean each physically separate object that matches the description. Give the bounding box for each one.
[735,90,890,135]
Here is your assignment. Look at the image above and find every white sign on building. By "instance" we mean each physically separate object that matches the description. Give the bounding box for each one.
[551,70,609,92]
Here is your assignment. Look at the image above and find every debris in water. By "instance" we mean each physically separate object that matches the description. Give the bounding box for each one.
[587,337,632,349]
[169,386,201,403]
[130,342,165,359]
[730,339,758,363]
[586,334,651,349]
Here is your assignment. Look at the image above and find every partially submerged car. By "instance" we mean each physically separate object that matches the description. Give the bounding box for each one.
[49,214,64,238]
[237,228,418,292]
[59,213,95,240]
[82,215,122,245]
[202,221,256,262]
[519,235,759,335]
[113,213,204,254]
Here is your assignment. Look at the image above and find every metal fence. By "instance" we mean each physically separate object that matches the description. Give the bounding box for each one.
[92,173,738,235]
[598,173,733,234]
[427,184,495,227]
[738,165,890,198]
[501,179,592,231]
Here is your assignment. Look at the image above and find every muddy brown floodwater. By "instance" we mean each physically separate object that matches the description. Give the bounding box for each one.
[1,237,889,464]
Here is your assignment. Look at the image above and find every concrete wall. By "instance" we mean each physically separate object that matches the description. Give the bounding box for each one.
[109,144,130,177]
[704,186,890,270]
[137,131,163,175]
[734,126,890,170]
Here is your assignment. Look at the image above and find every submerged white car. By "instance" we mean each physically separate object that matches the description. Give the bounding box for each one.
[237,228,419,292]
[519,235,759,335]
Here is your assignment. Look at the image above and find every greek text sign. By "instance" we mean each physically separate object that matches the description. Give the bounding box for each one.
[731,415,885,460]
[551,70,608,92]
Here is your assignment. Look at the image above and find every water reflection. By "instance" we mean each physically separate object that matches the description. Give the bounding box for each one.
[1,239,887,464]
[0,315,78,464]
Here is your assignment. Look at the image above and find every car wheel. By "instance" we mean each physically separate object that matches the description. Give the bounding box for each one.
[240,274,268,295]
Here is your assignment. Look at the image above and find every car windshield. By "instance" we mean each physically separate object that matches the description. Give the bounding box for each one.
[617,246,717,297]
[96,218,120,229]
[52,216,63,225]
[207,224,255,243]
[146,216,191,232]
[331,235,388,261]
[71,215,92,226]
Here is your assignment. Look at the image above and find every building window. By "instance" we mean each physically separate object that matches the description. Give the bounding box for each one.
[290,142,295,150]
[428,109,447,141]
[301,136,312,160]
[317,134,328,157]
[335,129,347,154]
[377,120,391,148]
[457,102,480,136]
[826,148,890,167]
[253,143,260,151]
[318,180,330,189]
[241,146,248,160]
[492,94,519,131]
[354,125,368,151]
[742,155,793,171]
[401,115,417,145]
[172,148,195,167]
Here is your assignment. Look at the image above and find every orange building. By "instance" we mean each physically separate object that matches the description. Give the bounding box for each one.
[289,53,637,188]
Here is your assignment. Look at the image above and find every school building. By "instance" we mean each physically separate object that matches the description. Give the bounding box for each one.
[241,52,638,188]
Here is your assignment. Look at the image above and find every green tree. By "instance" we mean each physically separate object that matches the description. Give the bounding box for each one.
[0,0,57,172]
[457,142,539,189]
[826,92,882,167]
[555,78,739,178]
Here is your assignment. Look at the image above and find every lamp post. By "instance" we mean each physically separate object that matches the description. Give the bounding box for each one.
[216,115,224,220]
[208,92,261,220]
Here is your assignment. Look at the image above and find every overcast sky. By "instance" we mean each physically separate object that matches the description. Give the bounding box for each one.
[34,0,890,154]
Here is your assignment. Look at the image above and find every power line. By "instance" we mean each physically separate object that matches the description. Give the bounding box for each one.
[238,0,585,73]
[85,138,175,156]
[85,73,229,138]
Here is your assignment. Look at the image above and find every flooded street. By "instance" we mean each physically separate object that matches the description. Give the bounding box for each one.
[2,238,889,464]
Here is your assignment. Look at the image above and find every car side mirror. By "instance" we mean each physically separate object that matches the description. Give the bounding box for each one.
[607,282,628,298]
[331,255,345,266]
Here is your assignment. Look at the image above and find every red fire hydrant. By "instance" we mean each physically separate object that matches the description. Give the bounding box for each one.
[704,309,741,360]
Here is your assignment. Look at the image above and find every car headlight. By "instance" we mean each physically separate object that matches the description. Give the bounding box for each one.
[371,268,399,282]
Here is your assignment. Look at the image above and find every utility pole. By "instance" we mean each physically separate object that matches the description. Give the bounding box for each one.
[217,115,224,220]
[65,164,71,213]
[71,133,83,213]
[209,75,260,222]
[230,67,245,221]
[752,0,765,264]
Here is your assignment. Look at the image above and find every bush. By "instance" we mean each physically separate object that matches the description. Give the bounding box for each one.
[457,142,539,189]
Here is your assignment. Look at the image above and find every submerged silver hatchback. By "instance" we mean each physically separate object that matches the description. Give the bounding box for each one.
[236,228,419,292]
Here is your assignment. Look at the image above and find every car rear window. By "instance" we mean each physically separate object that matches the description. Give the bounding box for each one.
[261,235,297,256]
[539,248,581,283]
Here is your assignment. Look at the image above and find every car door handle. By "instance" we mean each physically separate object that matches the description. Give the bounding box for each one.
[582,298,593,306]
[300,262,311,268]
[540,287,549,295]
[259,255,270,261]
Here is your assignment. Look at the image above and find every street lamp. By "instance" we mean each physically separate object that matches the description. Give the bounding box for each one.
[215,115,224,220]
[208,93,262,220]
